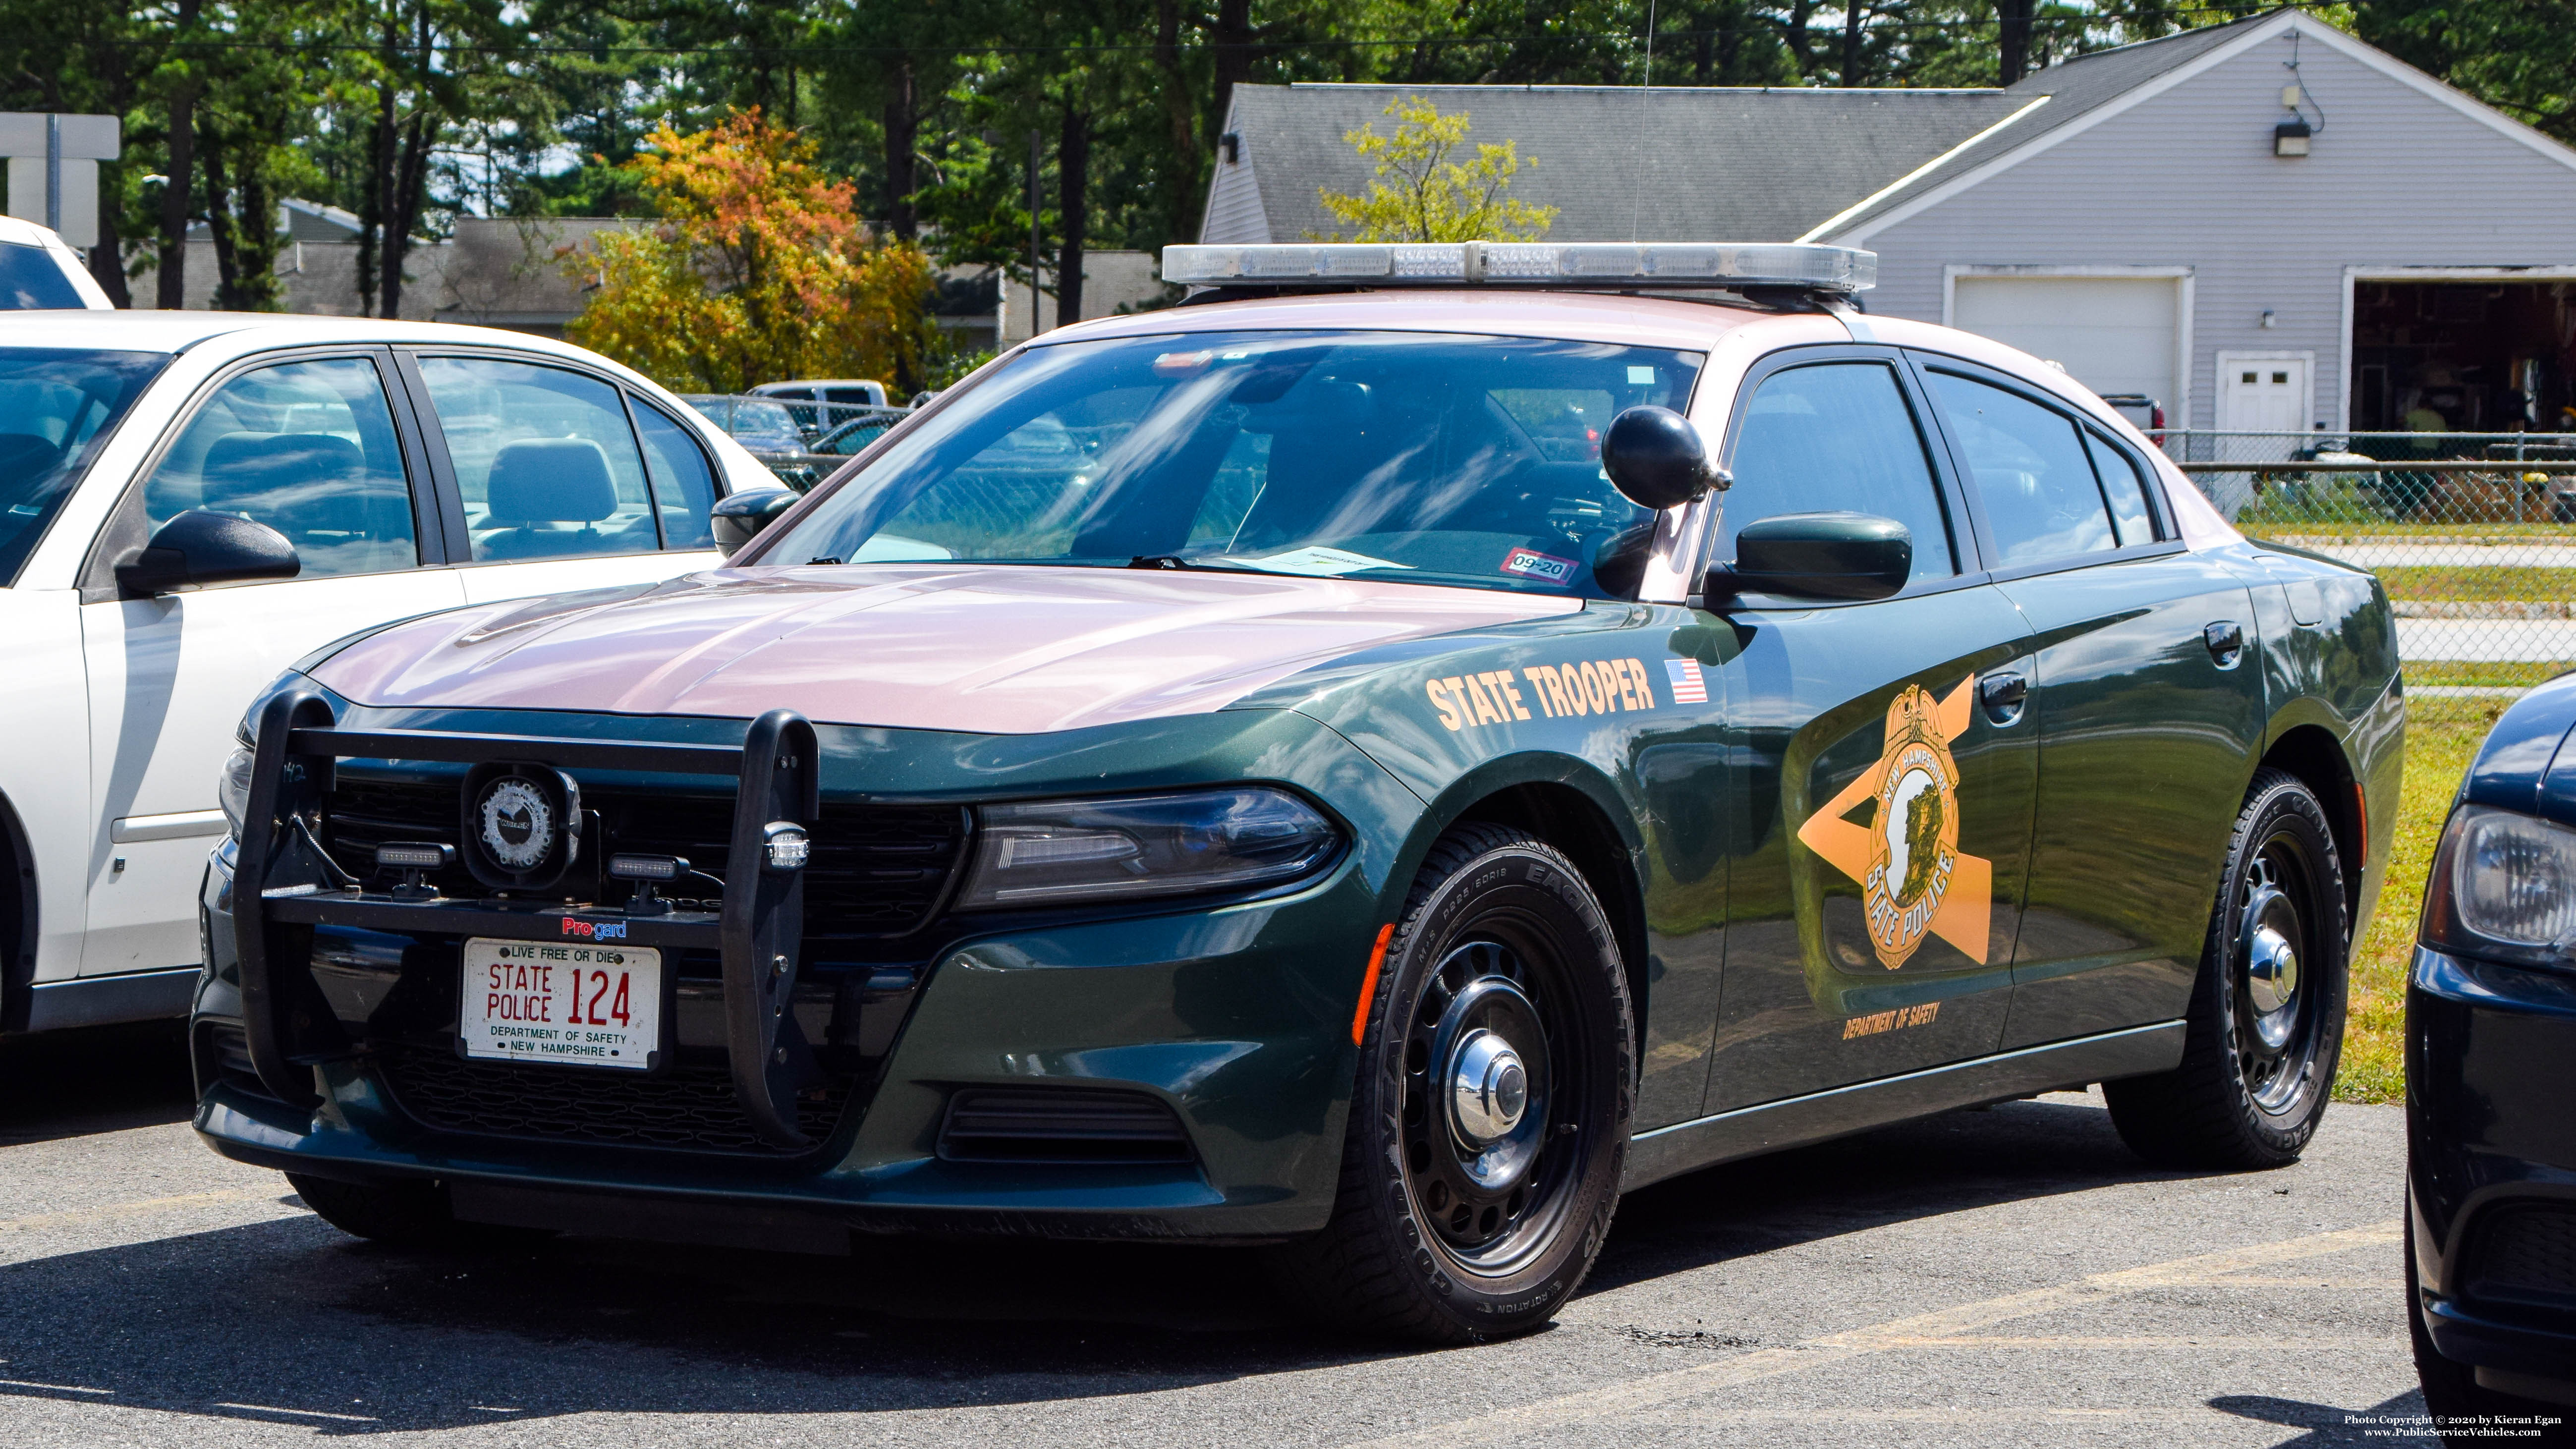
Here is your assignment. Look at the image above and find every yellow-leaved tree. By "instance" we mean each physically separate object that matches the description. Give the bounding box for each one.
[1315,96,1559,243]
[564,111,938,393]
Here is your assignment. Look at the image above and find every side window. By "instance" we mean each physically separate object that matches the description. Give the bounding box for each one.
[142,356,420,578]
[1721,361,1957,583]
[417,357,659,562]
[633,402,719,550]
[2084,429,2157,546]
[1927,372,2115,567]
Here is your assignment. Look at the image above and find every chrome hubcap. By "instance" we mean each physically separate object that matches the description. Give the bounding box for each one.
[1448,1029,1530,1146]
[2246,926,2299,1035]
[2234,845,2320,1112]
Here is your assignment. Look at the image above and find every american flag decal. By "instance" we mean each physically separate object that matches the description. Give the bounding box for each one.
[1664,658,1708,704]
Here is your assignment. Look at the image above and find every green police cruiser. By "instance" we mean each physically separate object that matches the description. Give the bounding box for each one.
[194,242,2402,1342]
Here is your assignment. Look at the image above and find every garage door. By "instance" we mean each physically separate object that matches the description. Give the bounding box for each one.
[1950,276,2179,416]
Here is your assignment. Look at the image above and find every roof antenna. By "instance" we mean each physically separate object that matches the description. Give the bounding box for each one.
[1630,0,1657,243]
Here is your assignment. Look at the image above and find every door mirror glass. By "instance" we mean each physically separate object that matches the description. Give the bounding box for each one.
[712,488,799,556]
[1601,405,1717,510]
[1703,511,1910,603]
[115,509,299,596]
[140,356,421,578]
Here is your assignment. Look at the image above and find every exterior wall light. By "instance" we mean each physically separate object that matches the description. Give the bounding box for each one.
[2275,116,2312,157]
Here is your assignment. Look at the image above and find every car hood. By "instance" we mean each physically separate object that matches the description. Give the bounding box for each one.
[308,564,1581,734]
[2464,670,2576,823]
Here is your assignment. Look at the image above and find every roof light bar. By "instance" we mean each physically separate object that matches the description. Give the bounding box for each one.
[1163,241,1875,293]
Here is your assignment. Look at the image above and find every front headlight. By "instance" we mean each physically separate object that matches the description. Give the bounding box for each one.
[217,739,256,840]
[2422,803,2576,965]
[957,788,1341,908]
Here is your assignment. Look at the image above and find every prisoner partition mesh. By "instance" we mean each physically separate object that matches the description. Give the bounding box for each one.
[2170,431,2576,687]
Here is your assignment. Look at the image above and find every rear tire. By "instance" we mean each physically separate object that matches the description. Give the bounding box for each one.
[1268,823,1634,1342]
[2105,768,2347,1170]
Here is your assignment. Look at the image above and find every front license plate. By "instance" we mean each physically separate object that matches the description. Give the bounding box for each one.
[458,938,662,1070]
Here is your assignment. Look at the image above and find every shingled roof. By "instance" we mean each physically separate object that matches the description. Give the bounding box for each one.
[1201,11,2280,246]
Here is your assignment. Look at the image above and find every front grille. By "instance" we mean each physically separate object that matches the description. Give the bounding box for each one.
[323,777,967,940]
[370,1041,855,1156]
[2468,1203,2576,1308]
[938,1087,1193,1164]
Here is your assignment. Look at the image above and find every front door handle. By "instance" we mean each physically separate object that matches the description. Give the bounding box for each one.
[1979,671,2028,724]
[2205,620,2245,669]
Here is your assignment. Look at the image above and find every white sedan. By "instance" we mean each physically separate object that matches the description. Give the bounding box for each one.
[0,313,777,1034]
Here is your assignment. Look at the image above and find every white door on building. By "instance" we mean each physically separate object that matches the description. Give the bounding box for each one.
[2217,355,2312,436]
[1951,276,2181,416]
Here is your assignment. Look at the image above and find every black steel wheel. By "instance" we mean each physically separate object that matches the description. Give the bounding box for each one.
[1269,822,1633,1342]
[2106,768,2349,1169]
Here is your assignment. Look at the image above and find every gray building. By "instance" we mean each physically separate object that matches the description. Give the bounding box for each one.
[1203,8,2576,436]
[136,214,651,336]
[135,208,1161,357]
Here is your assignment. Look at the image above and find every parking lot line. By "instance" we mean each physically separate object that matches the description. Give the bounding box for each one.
[1349,1221,2400,1448]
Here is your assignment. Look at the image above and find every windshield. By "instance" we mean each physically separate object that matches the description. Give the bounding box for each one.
[0,348,169,586]
[760,330,1704,598]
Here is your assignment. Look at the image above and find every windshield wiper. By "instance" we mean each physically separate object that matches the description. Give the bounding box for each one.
[1127,554,1239,571]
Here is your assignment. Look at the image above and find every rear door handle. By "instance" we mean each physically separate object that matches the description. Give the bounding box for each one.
[1979,671,2028,723]
[2205,620,2245,669]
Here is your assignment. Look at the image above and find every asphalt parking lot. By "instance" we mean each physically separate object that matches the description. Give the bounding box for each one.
[0,1025,2440,1448]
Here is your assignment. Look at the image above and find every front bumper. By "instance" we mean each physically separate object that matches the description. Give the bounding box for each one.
[197,839,1377,1240]
[2408,944,2576,1389]
[192,692,1420,1244]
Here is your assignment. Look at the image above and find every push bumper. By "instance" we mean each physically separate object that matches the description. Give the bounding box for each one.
[194,836,1371,1243]
[2408,945,2576,1392]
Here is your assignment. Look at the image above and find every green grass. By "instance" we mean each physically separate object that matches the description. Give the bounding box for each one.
[2408,660,2572,690]
[2336,696,2496,1103]
[2377,565,2576,602]
[2242,521,2576,539]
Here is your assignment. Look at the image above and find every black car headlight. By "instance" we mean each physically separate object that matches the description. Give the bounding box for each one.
[2422,803,2576,967]
[957,788,1341,909]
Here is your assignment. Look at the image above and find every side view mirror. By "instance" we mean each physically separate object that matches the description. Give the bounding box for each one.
[1602,405,1724,511]
[1702,512,1911,604]
[712,488,800,557]
[114,510,299,598]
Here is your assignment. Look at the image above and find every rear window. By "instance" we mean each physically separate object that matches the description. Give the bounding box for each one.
[0,244,85,310]
[0,348,168,585]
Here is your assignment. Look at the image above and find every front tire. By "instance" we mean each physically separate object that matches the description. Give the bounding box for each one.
[289,1173,545,1250]
[2105,767,2348,1169]
[1270,823,1634,1342]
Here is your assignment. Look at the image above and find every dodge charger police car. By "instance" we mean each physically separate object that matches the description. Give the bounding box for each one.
[192,241,2402,1342]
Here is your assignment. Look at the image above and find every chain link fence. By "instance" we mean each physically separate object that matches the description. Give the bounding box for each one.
[2166,430,2576,690]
